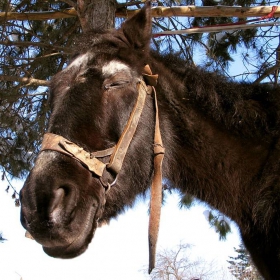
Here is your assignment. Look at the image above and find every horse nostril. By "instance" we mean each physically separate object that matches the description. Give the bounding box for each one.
[50,188,65,213]
[49,186,77,223]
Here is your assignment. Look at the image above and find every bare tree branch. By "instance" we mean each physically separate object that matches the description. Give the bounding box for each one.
[253,64,280,84]
[0,75,49,87]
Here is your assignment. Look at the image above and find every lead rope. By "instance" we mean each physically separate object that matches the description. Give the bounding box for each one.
[143,65,165,274]
[148,87,165,274]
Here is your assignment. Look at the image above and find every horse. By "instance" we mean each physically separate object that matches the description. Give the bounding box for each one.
[20,2,280,279]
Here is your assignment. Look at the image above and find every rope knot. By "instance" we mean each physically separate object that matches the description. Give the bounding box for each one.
[143,64,158,86]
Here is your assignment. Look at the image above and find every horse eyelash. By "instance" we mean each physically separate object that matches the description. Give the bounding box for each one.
[104,80,129,90]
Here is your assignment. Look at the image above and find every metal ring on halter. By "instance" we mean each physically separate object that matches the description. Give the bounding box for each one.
[99,173,118,192]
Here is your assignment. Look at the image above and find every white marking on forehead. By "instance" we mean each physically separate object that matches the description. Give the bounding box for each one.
[102,60,130,77]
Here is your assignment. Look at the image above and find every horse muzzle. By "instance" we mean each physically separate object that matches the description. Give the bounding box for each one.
[19,150,105,258]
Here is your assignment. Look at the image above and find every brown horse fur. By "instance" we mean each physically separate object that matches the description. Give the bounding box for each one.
[20,2,280,279]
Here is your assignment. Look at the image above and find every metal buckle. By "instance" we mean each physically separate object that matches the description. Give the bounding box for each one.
[99,169,118,192]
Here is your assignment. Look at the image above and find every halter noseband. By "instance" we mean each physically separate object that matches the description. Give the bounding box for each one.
[39,65,164,273]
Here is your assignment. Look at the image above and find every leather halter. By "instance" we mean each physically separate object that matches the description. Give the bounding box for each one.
[40,65,164,273]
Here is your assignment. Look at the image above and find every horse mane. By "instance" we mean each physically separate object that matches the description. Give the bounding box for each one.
[151,52,280,144]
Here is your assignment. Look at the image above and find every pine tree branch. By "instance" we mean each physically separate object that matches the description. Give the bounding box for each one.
[0,6,280,22]
[2,170,19,196]
[0,75,49,87]
[0,40,73,53]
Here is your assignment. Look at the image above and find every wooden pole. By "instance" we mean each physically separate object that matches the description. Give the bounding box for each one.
[120,5,280,18]
[1,6,280,22]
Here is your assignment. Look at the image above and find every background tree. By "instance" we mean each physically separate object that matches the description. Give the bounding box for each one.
[149,242,231,279]
[227,244,263,280]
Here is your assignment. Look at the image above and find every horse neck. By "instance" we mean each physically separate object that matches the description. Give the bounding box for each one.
[154,57,270,217]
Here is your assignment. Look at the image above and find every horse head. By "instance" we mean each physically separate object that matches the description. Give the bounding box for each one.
[20,3,156,259]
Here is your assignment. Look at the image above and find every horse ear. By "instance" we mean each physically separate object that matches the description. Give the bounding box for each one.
[120,1,152,50]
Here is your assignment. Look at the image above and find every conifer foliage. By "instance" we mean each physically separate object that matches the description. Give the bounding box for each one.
[228,244,263,280]
[1,0,79,177]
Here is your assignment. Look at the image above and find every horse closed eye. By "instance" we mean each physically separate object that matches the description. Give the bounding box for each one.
[104,81,129,90]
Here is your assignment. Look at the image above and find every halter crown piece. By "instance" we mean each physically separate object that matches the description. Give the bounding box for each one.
[40,65,164,274]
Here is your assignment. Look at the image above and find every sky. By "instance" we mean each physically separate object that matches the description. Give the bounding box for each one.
[0,178,241,280]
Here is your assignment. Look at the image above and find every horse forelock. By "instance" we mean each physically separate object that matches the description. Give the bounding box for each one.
[102,60,130,78]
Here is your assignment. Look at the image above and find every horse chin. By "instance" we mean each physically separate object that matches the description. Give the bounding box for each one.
[42,220,98,259]
[36,203,100,259]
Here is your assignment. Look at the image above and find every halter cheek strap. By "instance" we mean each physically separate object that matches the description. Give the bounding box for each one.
[106,79,149,174]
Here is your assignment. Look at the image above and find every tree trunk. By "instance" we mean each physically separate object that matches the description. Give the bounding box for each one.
[76,0,116,32]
